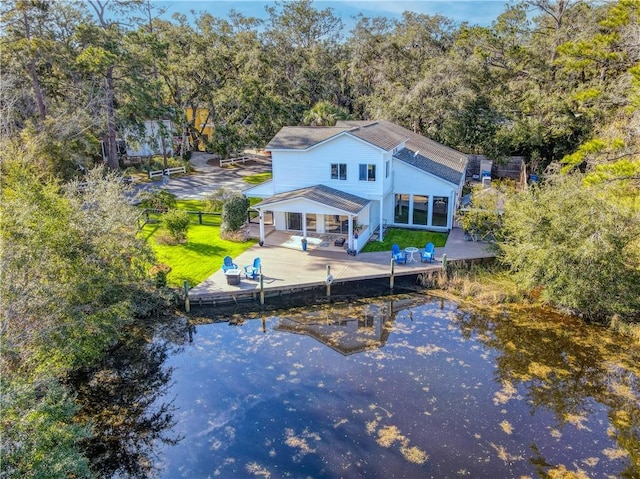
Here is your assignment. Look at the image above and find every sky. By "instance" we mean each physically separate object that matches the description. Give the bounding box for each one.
[154,0,513,30]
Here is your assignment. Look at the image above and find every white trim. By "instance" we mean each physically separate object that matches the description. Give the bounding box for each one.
[254,196,366,217]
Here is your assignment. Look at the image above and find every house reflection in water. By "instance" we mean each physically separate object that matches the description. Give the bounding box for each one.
[274,298,422,356]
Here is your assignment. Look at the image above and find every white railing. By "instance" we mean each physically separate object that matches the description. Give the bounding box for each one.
[148,166,186,179]
[219,155,251,167]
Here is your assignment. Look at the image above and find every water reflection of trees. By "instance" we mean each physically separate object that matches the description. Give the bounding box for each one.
[68,317,192,478]
[452,308,640,477]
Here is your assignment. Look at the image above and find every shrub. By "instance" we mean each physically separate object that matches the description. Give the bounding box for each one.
[221,194,249,235]
[138,188,177,210]
[204,188,235,212]
[155,270,167,288]
[163,209,190,242]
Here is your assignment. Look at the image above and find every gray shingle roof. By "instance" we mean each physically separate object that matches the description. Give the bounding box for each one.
[253,184,369,214]
[265,120,468,184]
[265,126,346,150]
[379,120,467,183]
[394,148,464,184]
[347,122,409,151]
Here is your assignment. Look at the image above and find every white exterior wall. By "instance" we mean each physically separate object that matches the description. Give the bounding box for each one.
[271,134,385,198]
[273,211,286,230]
[386,160,459,230]
[266,134,464,236]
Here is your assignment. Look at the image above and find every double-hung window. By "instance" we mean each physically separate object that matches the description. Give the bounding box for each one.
[331,163,347,180]
[359,163,376,181]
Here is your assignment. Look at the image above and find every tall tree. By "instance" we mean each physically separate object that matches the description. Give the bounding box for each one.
[347,11,459,138]
[262,0,344,118]
[0,0,86,131]
[0,0,50,125]
[557,0,640,183]
[500,171,640,321]
[79,0,143,169]
[0,145,169,475]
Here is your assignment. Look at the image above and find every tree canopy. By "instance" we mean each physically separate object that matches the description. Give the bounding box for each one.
[2,0,636,175]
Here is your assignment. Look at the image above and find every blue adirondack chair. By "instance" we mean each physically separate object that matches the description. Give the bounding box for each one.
[421,242,435,263]
[391,244,407,264]
[243,257,261,279]
[222,255,238,272]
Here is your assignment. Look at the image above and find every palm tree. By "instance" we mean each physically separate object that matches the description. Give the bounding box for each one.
[302,101,350,126]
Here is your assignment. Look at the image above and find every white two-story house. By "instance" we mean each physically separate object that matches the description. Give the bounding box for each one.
[246,120,468,252]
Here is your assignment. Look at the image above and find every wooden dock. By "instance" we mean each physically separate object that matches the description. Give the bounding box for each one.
[185,228,495,307]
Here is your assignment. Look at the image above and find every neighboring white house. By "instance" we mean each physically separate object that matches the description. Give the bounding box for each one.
[245,120,468,252]
[123,120,176,157]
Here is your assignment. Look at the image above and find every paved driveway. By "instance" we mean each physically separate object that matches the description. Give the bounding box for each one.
[130,152,271,201]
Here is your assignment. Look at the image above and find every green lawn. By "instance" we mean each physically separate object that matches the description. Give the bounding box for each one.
[361,228,448,253]
[243,172,272,185]
[140,200,256,287]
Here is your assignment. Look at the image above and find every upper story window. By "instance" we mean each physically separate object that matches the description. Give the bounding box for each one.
[331,163,347,180]
[359,164,376,182]
[385,160,390,178]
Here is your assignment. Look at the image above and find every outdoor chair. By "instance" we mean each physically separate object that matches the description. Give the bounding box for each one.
[222,255,238,272]
[391,244,407,264]
[243,257,261,280]
[421,242,435,263]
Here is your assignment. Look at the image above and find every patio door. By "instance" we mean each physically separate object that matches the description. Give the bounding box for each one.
[306,214,317,232]
[286,212,302,231]
[325,215,348,234]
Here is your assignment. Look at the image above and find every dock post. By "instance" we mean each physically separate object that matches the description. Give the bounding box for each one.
[259,266,265,305]
[183,280,190,312]
[390,259,395,290]
[326,265,332,298]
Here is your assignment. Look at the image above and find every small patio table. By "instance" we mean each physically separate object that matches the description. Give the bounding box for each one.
[405,246,419,262]
[224,269,242,285]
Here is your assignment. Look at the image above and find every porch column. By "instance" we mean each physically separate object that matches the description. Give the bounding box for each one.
[379,200,384,241]
[302,213,307,238]
[348,216,354,249]
[259,210,265,244]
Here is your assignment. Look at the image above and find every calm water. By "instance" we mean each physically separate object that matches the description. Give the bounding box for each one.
[140,294,640,479]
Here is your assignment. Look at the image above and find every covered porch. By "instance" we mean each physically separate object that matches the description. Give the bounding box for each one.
[251,185,372,253]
